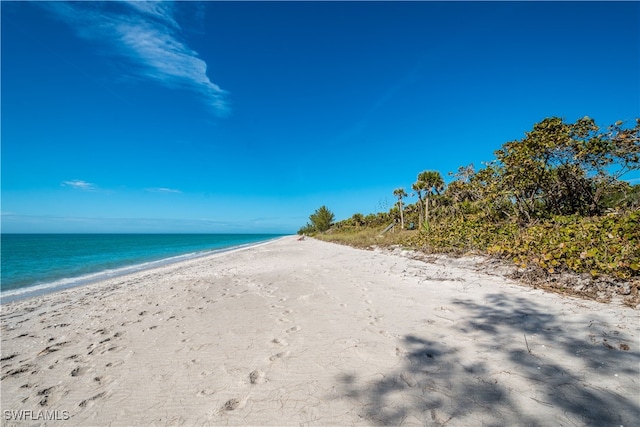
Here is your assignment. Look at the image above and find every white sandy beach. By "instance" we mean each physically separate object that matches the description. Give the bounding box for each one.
[1,236,638,426]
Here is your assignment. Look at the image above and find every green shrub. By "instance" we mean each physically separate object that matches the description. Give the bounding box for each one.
[408,210,639,279]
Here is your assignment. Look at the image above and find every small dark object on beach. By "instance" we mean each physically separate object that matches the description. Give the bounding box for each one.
[224,398,241,410]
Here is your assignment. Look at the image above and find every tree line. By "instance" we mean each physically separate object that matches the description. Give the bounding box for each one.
[300,117,639,280]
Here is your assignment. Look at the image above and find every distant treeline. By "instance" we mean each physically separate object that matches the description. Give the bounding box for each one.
[301,117,639,280]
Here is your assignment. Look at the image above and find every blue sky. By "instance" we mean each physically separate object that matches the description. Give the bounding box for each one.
[2,1,638,234]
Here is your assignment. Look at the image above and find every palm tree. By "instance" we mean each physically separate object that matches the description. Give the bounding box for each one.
[352,213,364,228]
[415,170,445,231]
[393,187,407,229]
[411,182,424,229]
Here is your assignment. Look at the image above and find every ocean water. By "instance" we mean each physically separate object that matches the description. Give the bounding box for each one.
[0,234,283,302]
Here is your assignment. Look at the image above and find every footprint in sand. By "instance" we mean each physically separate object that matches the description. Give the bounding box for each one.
[100,345,121,354]
[184,358,203,369]
[286,325,301,333]
[38,341,70,356]
[70,366,87,377]
[93,375,111,384]
[269,351,290,362]
[221,397,246,411]
[105,360,124,368]
[271,338,288,346]
[36,386,58,406]
[249,369,266,384]
[1,363,34,381]
[78,391,107,408]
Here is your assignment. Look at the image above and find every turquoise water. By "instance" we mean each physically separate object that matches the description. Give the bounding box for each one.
[0,234,283,301]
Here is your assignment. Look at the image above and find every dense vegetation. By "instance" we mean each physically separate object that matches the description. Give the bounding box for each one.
[299,117,639,302]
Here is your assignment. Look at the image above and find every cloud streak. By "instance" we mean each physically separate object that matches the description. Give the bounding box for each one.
[45,1,228,115]
[62,179,96,190]
[146,187,182,194]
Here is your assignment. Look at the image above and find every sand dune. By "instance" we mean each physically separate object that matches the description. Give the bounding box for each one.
[1,236,638,426]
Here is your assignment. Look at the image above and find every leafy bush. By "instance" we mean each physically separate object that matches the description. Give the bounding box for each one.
[491,211,640,279]
[407,211,639,279]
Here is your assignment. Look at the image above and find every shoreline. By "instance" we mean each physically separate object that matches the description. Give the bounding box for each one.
[0,236,287,305]
[2,236,638,425]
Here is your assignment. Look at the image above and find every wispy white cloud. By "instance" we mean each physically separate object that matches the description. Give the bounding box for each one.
[44,1,228,115]
[146,187,182,194]
[125,1,179,29]
[62,179,96,190]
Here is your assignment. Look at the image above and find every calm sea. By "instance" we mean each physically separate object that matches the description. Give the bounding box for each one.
[0,234,283,302]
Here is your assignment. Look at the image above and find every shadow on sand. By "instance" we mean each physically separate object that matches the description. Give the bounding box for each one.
[336,293,639,426]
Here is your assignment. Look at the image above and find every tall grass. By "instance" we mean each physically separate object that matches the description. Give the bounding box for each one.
[315,226,417,249]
